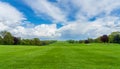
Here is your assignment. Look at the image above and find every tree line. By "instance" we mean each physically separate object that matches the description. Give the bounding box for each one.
[67,31,120,44]
[0,31,56,46]
[1,31,120,45]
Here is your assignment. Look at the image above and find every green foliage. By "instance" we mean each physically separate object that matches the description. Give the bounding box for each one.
[84,40,90,44]
[0,31,56,46]
[40,40,57,46]
[67,40,79,44]
[87,38,94,43]
[67,40,75,43]
[3,32,14,45]
[109,31,120,43]
[112,34,120,43]
[13,37,21,45]
[79,40,84,43]
[32,38,41,45]
[100,35,109,43]
[94,37,102,43]
[20,39,32,45]
[0,36,3,45]
[1,30,120,45]
[66,32,120,44]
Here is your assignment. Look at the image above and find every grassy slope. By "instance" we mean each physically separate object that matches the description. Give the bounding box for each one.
[0,42,120,69]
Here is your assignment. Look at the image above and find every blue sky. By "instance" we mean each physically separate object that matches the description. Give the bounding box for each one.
[1,0,53,25]
[0,0,120,40]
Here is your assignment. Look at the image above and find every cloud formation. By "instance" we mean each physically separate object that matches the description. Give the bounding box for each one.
[1,0,120,40]
[0,1,25,31]
[25,0,66,23]
[0,1,60,39]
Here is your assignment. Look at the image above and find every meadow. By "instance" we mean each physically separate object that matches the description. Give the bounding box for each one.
[0,42,120,69]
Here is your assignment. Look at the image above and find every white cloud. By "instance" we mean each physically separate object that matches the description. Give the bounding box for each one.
[58,16,120,40]
[0,2,25,31]
[43,0,120,40]
[0,1,26,33]
[11,0,120,39]
[0,1,60,39]
[54,0,120,20]
[0,1,26,26]
[11,24,61,39]
[1,0,120,40]
[24,0,66,23]
[0,22,9,31]
[71,0,120,18]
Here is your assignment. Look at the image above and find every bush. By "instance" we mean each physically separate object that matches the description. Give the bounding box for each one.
[84,40,90,44]
[79,40,84,43]
[113,34,120,43]
[67,40,76,43]
[100,35,109,43]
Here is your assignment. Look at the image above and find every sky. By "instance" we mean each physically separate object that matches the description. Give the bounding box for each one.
[0,0,120,40]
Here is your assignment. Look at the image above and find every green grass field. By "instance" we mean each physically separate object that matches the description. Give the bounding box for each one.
[0,42,120,69]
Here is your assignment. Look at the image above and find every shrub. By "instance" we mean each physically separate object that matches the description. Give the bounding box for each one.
[67,40,75,43]
[100,35,109,43]
[84,40,90,44]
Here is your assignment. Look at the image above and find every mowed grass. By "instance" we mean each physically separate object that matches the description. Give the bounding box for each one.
[0,42,120,69]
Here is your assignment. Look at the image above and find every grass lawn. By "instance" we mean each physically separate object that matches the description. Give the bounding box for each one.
[0,42,120,69]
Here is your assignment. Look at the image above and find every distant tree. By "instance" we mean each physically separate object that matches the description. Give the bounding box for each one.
[41,40,57,46]
[84,40,90,44]
[3,32,14,45]
[79,40,84,43]
[0,31,56,46]
[88,38,94,43]
[13,37,21,45]
[113,34,120,43]
[0,36,3,44]
[94,37,102,43]
[109,31,120,43]
[100,35,109,43]
[33,38,41,45]
[20,39,31,45]
[29,40,34,45]
[41,41,49,46]
[49,40,57,44]
[67,40,75,43]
